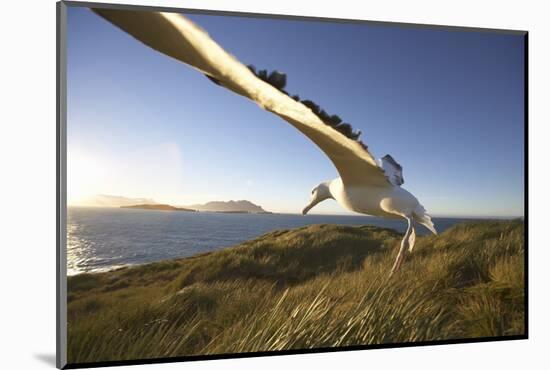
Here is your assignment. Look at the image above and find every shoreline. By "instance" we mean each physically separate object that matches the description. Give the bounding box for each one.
[67,219,523,276]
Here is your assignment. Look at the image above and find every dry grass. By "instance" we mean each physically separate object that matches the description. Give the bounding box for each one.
[67,220,525,364]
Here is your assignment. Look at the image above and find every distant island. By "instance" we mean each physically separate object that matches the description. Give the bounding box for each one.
[121,204,196,212]
[185,200,272,214]
[121,200,272,214]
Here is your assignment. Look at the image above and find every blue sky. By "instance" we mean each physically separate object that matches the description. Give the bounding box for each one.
[67,7,525,217]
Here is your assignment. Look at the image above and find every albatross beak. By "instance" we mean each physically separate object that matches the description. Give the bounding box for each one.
[302,201,314,215]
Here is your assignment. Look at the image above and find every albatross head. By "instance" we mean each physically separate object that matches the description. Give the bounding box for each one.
[302,181,333,215]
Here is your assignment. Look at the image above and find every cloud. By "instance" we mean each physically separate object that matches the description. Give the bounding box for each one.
[75,194,158,207]
[68,141,186,205]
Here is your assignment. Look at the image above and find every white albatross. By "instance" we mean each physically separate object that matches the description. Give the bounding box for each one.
[91,8,438,275]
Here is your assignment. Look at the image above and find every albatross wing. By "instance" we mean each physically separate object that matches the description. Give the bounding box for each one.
[379,154,404,186]
[92,8,392,188]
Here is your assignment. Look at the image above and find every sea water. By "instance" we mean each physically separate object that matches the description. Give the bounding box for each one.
[67,207,476,275]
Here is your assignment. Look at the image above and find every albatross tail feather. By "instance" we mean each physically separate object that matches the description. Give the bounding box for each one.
[413,204,438,235]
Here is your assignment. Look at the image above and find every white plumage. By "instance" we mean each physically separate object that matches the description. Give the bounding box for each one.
[92,9,438,275]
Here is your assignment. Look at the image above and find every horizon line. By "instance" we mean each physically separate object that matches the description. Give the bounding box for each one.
[67,204,524,220]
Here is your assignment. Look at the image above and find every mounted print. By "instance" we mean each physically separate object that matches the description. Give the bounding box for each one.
[56,1,527,368]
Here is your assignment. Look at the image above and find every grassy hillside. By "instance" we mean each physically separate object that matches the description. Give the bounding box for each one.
[67,220,525,364]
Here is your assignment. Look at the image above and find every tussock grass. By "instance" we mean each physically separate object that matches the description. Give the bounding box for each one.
[67,220,525,364]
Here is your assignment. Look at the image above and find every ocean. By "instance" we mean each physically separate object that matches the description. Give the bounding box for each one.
[67,207,477,275]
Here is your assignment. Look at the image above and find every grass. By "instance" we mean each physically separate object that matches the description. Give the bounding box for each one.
[67,220,525,364]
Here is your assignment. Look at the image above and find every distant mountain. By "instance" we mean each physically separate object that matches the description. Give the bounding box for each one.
[187,200,270,213]
[74,195,270,214]
[76,194,158,208]
[121,204,196,212]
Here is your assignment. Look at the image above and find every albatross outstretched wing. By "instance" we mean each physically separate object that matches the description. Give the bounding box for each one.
[92,8,394,188]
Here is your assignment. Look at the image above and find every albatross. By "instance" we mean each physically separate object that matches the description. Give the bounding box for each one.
[91,8,438,275]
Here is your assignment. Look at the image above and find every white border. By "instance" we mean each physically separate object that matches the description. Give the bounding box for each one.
[3,0,548,369]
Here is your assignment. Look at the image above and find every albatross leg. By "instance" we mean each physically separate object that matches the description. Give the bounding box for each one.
[408,223,416,252]
[389,216,412,277]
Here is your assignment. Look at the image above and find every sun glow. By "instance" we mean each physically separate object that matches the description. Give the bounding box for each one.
[67,150,106,205]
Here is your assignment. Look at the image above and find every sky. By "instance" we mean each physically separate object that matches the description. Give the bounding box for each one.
[66,7,525,217]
